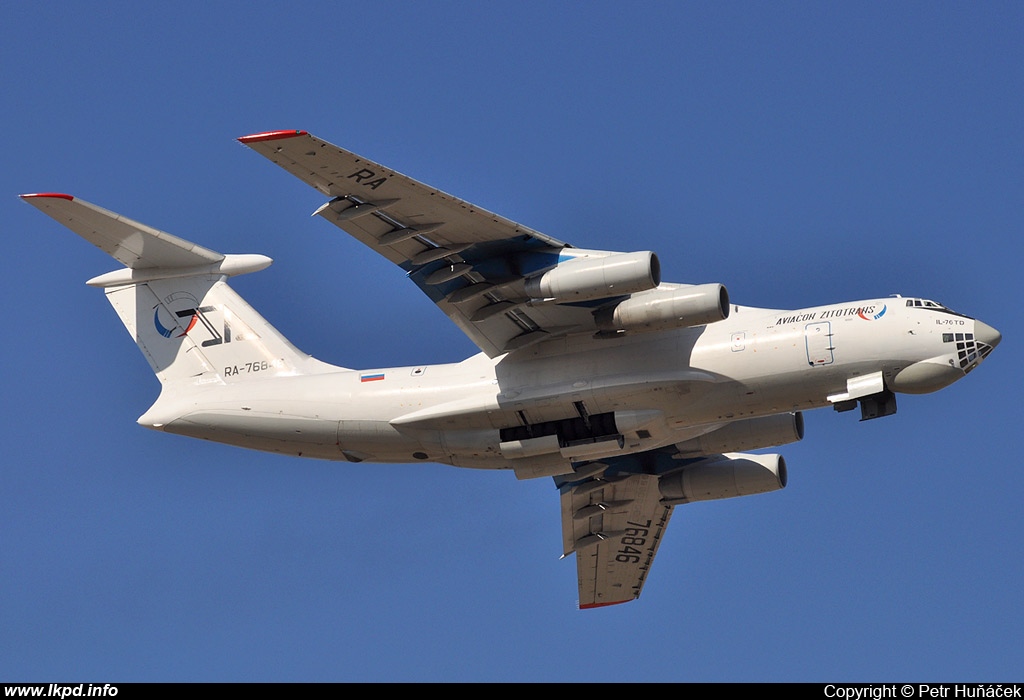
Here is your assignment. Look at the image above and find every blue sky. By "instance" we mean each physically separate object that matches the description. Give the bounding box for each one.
[2,1,1021,682]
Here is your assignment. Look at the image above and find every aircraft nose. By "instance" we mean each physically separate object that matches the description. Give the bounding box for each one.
[975,320,1002,350]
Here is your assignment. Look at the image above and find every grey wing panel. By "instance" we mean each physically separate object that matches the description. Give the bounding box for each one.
[21,194,223,269]
[559,473,674,609]
[238,130,565,256]
[239,130,604,357]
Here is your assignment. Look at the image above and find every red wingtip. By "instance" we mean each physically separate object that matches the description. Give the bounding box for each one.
[237,129,308,144]
[20,192,74,200]
[579,599,633,610]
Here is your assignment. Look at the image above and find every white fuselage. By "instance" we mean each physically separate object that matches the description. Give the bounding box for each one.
[143,296,994,477]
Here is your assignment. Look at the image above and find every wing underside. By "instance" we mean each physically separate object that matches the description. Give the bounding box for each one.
[560,472,674,608]
[238,130,618,357]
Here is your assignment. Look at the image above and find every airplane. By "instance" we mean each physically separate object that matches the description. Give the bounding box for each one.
[22,129,1001,609]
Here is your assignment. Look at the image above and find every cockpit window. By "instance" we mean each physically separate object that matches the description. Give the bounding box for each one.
[903,297,971,318]
[906,298,946,309]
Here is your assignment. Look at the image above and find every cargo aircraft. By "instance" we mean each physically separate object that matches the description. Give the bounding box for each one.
[22,130,1001,608]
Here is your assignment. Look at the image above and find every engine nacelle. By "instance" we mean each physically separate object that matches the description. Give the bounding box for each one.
[673,412,803,456]
[594,283,730,333]
[658,452,787,504]
[523,251,660,302]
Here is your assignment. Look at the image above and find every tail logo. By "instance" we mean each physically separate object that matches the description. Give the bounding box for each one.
[153,292,244,346]
[153,306,198,338]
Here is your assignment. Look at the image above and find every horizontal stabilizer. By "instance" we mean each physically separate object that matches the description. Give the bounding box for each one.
[20,193,224,269]
[23,191,339,384]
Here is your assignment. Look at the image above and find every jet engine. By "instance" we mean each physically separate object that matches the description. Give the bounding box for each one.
[659,452,787,504]
[594,283,730,333]
[521,251,661,302]
[673,412,803,456]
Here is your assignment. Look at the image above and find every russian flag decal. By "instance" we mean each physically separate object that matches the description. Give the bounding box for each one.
[360,373,385,382]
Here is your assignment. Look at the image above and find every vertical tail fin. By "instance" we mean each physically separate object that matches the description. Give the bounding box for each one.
[22,193,342,385]
[105,274,337,383]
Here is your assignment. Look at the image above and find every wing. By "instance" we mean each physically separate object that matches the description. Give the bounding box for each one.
[238,130,658,357]
[558,468,674,609]
[558,440,792,607]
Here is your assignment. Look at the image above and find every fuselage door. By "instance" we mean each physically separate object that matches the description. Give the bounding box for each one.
[805,321,835,366]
